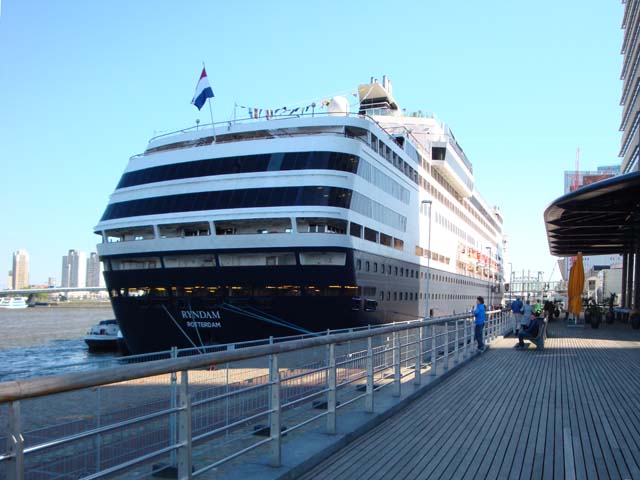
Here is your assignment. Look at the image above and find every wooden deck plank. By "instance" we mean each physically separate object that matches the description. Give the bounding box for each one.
[560,334,579,480]
[483,348,542,479]
[300,323,640,480]
[578,334,639,478]
[404,349,526,480]
[519,345,553,480]
[463,343,541,479]
[566,335,599,480]
[383,351,516,480]
[310,348,509,479]
[427,347,530,479]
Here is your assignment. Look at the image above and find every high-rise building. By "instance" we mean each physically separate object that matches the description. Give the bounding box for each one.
[620,1,640,173]
[86,252,104,287]
[561,166,623,281]
[61,250,87,288]
[12,249,29,289]
[563,165,619,193]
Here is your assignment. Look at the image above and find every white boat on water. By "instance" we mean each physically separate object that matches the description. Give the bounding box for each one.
[84,319,120,351]
[0,297,28,309]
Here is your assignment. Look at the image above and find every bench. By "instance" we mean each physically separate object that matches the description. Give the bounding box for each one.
[528,320,547,350]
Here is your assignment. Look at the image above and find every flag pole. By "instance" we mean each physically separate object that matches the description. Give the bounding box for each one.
[203,62,216,142]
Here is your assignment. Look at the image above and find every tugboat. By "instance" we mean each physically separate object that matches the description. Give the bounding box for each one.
[84,319,120,351]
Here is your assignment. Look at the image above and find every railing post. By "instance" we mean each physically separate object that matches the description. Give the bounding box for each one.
[430,324,437,377]
[269,353,281,467]
[414,326,422,385]
[327,343,337,434]
[365,336,374,413]
[393,331,401,397]
[7,401,24,480]
[464,319,470,359]
[454,320,460,365]
[177,370,192,480]
[443,321,449,372]
[169,346,178,467]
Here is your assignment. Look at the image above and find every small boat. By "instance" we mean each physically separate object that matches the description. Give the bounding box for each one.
[0,297,28,309]
[84,319,120,351]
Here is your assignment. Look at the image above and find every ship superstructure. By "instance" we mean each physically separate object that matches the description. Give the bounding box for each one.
[95,77,504,353]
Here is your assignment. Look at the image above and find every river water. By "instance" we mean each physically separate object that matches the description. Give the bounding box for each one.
[0,304,118,382]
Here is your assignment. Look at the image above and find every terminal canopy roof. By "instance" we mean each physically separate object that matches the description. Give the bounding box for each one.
[544,171,640,256]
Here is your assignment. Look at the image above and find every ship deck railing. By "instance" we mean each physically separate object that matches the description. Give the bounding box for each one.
[138,111,454,173]
[0,309,512,479]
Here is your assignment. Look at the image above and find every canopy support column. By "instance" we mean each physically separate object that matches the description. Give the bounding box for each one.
[631,251,640,308]
[627,253,635,309]
[622,253,628,308]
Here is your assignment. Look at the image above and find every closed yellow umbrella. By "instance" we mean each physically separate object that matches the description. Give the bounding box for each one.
[568,252,585,317]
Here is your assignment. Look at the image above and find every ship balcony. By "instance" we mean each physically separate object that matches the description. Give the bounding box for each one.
[430,143,474,198]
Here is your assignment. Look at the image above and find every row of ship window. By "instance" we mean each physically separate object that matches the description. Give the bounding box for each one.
[355,259,488,289]
[109,285,483,301]
[117,150,410,206]
[368,131,499,245]
[100,186,406,234]
[375,291,487,302]
[115,142,497,266]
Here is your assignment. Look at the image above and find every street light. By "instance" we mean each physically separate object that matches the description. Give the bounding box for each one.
[422,200,433,318]
[508,262,514,303]
[486,246,493,307]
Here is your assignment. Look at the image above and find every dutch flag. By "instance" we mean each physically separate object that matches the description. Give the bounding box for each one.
[191,67,214,110]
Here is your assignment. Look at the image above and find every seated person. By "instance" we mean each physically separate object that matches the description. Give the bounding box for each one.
[515,313,541,348]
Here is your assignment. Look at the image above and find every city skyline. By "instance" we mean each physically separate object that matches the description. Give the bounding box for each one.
[0,1,625,286]
[5,248,103,289]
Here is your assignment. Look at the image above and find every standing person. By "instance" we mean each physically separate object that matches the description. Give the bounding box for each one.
[472,296,487,351]
[543,300,554,321]
[511,297,523,332]
[522,300,533,330]
[534,299,543,316]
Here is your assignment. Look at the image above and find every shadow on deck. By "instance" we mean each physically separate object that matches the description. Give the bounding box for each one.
[301,321,640,480]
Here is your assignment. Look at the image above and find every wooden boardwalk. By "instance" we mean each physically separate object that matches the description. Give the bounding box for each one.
[301,322,640,480]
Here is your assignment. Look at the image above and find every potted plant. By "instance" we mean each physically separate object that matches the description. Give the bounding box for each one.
[631,308,640,330]
[605,293,616,324]
[587,300,602,329]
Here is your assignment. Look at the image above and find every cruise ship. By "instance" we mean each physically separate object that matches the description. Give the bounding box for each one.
[94,76,505,354]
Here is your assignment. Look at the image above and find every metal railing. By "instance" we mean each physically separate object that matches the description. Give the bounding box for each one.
[0,310,513,480]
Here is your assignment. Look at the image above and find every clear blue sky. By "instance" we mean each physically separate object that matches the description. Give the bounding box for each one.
[0,0,623,287]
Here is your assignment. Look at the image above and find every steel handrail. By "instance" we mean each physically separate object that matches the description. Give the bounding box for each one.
[0,312,481,403]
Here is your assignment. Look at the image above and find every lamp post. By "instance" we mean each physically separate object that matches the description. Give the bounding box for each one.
[422,200,433,318]
[508,262,514,303]
[537,270,544,300]
[486,246,493,307]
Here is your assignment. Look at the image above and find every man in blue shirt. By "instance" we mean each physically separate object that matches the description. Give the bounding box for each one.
[472,296,486,351]
[511,297,523,332]
[515,313,541,348]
